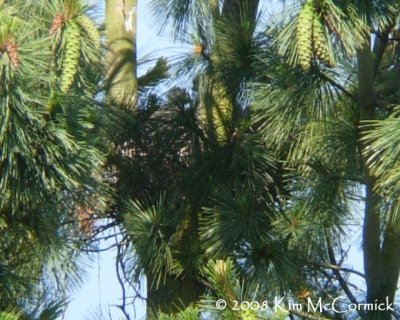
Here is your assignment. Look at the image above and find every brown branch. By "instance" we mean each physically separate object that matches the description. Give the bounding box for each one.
[316,70,356,101]
[326,241,364,319]
[373,30,390,79]
[116,242,132,320]
[309,260,365,279]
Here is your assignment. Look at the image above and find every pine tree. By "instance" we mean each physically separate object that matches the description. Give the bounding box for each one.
[254,1,400,319]
[0,0,106,317]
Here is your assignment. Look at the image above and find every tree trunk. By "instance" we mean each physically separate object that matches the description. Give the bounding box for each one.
[357,43,399,320]
[146,214,204,317]
[381,223,400,302]
[105,0,137,107]
[198,0,260,144]
[145,1,261,316]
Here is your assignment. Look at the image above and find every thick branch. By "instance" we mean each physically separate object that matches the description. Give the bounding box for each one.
[373,31,390,78]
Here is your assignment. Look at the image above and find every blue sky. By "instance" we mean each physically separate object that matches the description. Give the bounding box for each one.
[62,1,176,319]
[62,232,146,320]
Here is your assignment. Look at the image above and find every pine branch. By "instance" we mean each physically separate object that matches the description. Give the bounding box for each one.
[308,260,365,279]
[315,69,355,101]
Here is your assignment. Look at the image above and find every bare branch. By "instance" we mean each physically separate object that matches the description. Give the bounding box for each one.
[326,241,364,319]
[116,243,131,320]
[308,260,365,279]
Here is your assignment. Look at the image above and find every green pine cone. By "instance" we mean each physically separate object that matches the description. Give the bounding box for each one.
[61,21,81,93]
[75,14,100,49]
[296,0,315,70]
[312,14,332,66]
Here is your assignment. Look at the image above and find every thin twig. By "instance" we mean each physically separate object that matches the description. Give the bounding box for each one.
[326,240,364,319]
[116,242,131,320]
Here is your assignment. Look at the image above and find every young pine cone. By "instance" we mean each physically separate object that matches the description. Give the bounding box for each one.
[4,40,19,69]
[49,13,65,35]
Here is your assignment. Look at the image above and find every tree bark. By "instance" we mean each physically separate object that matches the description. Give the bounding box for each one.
[381,223,400,302]
[198,0,260,144]
[357,43,399,320]
[221,0,259,25]
[105,0,137,107]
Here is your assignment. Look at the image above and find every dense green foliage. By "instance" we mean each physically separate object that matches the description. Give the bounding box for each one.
[2,0,400,320]
[0,0,106,318]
